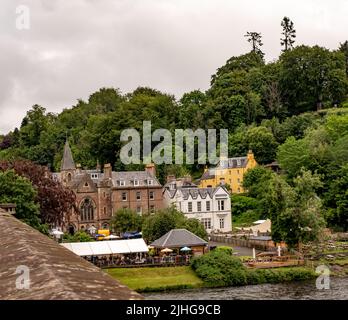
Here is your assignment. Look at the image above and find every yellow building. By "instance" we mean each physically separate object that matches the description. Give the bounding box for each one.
[199,150,257,193]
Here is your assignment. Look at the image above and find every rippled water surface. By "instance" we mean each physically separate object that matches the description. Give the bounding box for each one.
[144,277,348,300]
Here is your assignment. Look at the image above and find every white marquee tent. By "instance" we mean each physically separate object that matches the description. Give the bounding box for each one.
[61,238,148,256]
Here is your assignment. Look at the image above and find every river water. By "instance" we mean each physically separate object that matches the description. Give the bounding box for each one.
[144,277,348,300]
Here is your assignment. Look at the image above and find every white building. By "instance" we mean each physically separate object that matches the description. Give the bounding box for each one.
[163,180,232,233]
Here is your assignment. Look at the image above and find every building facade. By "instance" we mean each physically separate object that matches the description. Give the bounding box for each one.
[199,150,258,193]
[55,141,163,234]
[163,178,232,233]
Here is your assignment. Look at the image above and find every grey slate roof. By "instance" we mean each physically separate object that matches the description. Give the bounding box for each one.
[218,156,248,169]
[166,187,219,200]
[111,171,161,187]
[60,140,76,171]
[0,209,142,300]
[200,156,248,180]
[151,229,208,248]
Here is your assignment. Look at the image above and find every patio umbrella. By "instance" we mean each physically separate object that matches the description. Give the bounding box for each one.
[180,247,191,252]
[51,230,64,236]
[161,248,173,253]
[104,235,119,240]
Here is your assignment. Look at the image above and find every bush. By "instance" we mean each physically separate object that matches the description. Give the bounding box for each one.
[191,250,247,287]
[214,246,233,255]
[191,249,316,287]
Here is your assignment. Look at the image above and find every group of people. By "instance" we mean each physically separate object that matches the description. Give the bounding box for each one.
[82,253,192,267]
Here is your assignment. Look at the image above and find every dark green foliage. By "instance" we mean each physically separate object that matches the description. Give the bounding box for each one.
[191,250,316,287]
[0,170,41,229]
[63,231,94,242]
[142,207,208,243]
[191,250,247,287]
[111,208,143,234]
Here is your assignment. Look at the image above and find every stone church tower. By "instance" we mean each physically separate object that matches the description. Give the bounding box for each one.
[60,140,76,186]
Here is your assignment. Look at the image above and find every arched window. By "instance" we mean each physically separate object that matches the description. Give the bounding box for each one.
[80,198,95,222]
[67,173,72,182]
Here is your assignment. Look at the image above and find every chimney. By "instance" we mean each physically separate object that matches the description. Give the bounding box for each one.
[104,163,112,179]
[247,150,255,161]
[145,163,156,177]
[183,175,192,184]
[166,175,175,183]
[76,164,82,174]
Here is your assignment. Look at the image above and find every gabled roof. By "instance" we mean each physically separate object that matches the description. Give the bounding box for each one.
[151,229,208,248]
[165,186,228,200]
[60,140,76,171]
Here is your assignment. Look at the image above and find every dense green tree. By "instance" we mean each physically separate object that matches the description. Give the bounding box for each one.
[245,126,278,164]
[0,170,41,229]
[339,41,348,77]
[142,207,207,243]
[279,46,348,113]
[110,208,143,234]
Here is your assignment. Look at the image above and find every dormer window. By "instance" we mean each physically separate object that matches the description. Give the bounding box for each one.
[120,180,125,186]
[91,173,99,179]
[237,159,241,166]
[147,179,153,186]
[134,180,139,186]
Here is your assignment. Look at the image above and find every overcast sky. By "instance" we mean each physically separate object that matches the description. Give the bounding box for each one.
[1,0,347,134]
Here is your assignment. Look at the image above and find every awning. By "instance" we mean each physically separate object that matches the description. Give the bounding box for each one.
[61,239,149,256]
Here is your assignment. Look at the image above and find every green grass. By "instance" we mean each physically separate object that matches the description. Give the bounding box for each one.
[105,266,204,292]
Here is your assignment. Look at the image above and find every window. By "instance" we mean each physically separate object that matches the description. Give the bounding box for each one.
[67,173,72,182]
[149,191,154,200]
[206,201,210,211]
[122,192,127,201]
[197,201,201,212]
[103,207,106,215]
[103,192,106,198]
[219,218,225,229]
[91,173,98,179]
[120,180,125,186]
[80,198,94,222]
[237,178,240,183]
[84,182,89,187]
[134,180,139,186]
[136,191,141,200]
[188,202,192,213]
[238,188,241,193]
[201,218,211,230]
[136,206,142,214]
[147,179,153,186]
[237,170,240,174]
[218,200,225,211]
[150,205,155,212]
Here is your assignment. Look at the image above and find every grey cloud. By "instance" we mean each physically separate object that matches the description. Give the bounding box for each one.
[0,0,347,134]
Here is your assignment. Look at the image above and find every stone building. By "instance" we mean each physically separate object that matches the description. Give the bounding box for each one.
[55,141,163,234]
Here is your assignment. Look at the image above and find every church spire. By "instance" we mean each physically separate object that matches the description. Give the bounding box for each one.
[61,140,76,171]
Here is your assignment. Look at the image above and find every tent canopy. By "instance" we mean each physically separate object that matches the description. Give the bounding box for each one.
[61,238,148,256]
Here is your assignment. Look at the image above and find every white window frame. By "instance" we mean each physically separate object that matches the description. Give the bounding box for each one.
[149,191,155,200]
[120,180,126,186]
[206,201,210,211]
[218,200,225,211]
[197,201,201,212]
[219,218,225,229]
[188,202,192,213]
[122,192,127,201]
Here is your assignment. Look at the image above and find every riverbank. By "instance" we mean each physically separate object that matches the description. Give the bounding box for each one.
[106,265,316,293]
[105,266,204,292]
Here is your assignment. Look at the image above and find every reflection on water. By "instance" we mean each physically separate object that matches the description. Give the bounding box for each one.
[144,277,348,300]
